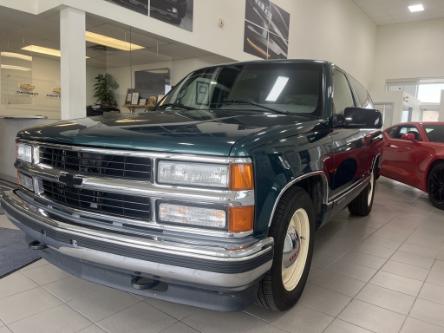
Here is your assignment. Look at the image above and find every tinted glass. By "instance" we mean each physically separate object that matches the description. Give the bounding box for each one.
[349,75,374,109]
[425,125,444,143]
[333,70,355,114]
[160,63,324,116]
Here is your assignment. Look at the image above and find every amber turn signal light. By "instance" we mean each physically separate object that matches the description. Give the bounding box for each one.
[230,163,254,191]
[229,206,254,233]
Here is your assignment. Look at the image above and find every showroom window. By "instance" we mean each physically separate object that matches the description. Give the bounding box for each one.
[0,9,61,119]
[84,14,224,117]
[422,110,440,122]
[85,15,174,116]
[417,82,444,104]
[386,79,444,123]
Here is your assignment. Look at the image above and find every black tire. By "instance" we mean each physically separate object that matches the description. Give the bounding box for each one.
[348,171,376,216]
[257,187,315,311]
[428,162,444,210]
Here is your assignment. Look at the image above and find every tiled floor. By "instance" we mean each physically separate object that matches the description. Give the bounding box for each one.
[1,177,444,332]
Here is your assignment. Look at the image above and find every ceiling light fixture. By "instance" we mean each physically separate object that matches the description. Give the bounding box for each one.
[408,3,425,13]
[85,31,144,51]
[0,52,32,61]
[1,64,31,71]
[21,45,90,59]
[21,45,61,57]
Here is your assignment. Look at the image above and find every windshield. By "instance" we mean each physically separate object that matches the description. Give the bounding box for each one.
[425,125,444,143]
[158,62,324,116]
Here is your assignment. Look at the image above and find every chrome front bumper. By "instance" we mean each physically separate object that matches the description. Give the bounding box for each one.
[1,190,273,292]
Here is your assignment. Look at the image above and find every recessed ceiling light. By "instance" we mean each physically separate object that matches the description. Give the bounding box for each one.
[408,4,425,13]
[0,52,32,61]
[85,31,144,51]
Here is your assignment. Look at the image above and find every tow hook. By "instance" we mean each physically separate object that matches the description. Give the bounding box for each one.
[131,276,160,290]
[28,240,48,250]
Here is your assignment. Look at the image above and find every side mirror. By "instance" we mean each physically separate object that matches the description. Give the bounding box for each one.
[400,133,417,141]
[337,107,383,129]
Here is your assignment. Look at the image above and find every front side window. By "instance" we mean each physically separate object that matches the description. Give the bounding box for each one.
[159,63,324,117]
[424,125,444,143]
[397,126,422,141]
[349,75,374,109]
[332,70,355,114]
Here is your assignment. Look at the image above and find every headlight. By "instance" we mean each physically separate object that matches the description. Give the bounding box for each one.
[17,172,34,192]
[17,143,33,163]
[157,161,229,188]
[158,203,226,229]
[157,161,254,190]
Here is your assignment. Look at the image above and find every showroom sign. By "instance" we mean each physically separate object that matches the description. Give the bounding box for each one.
[244,0,290,60]
[106,0,193,31]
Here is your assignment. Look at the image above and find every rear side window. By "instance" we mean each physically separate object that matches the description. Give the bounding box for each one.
[349,75,374,109]
[425,125,444,143]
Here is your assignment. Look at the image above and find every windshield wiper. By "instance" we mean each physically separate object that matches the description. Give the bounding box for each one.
[218,100,288,114]
[157,103,194,110]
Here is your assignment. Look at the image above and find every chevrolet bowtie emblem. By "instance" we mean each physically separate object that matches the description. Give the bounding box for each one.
[58,173,83,187]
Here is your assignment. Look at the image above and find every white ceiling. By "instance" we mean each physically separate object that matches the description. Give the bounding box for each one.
[353,0,444,25]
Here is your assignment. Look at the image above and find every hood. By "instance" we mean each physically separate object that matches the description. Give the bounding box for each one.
[18,109,310,156]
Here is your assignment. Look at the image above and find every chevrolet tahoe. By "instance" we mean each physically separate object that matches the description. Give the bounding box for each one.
[1,60,383,311]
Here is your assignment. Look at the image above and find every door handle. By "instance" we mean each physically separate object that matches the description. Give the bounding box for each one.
[388,144,398,149]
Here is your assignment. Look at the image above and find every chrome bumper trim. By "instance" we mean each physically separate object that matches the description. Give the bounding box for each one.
[2,190,273,289]
[2,190,272,260]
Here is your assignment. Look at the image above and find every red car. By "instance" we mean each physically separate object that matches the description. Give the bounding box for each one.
[381,122,444,209]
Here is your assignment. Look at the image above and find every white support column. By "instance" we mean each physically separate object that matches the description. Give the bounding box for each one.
[440,91,444,122]
[60,7,86,120]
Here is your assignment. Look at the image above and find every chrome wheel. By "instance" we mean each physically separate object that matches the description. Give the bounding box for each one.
[281,208,310,291]
[367,171,375,206]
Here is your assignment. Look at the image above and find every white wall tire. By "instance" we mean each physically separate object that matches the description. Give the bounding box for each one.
[281,208,310,291]
[257,187,315,311]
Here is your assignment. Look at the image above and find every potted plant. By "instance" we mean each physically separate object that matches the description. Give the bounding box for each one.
[93,73,119,107]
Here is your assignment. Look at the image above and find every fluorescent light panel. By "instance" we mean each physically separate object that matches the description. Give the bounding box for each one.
[21,45,61,57]
[266,76,290,102]
[85,31,144,51]
[21,31,143,59]
[1,64,31,71]
[21,45,90,59]
[408,3,424,12]
[0,52,32,61]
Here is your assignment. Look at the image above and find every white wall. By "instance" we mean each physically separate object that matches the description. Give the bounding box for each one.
[371,18,444,97]
[290,0,376,86]
[370,18,444,124]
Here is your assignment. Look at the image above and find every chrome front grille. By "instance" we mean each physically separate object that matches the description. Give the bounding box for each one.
[39,146,152,181]
[41,179,152,221]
